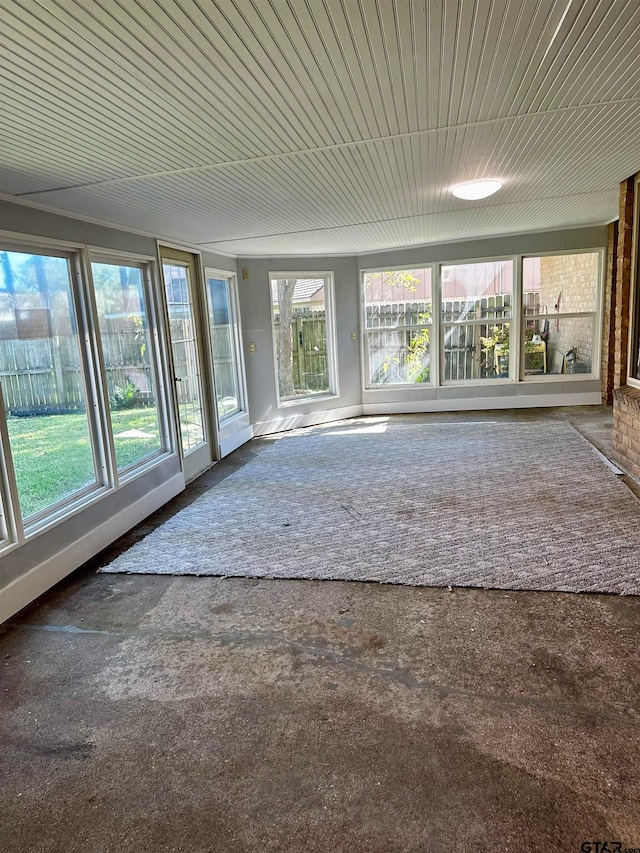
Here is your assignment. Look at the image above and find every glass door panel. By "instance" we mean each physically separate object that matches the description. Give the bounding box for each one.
[162,261,205,453]
[160,248,213,482]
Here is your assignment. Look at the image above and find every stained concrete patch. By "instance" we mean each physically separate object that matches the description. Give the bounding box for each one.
[3,573,640,852]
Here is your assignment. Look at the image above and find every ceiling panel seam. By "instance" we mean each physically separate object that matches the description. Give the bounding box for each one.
[196,187,616,247]
[15,97,640,197]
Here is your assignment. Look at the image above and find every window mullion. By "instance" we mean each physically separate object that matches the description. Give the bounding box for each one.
[433,263,441,387]
[78,250,118,490]
[144,262,174,458]
[512,255,522,382]
[0,380,24,546]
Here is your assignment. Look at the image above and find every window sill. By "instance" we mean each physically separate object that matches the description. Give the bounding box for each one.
[218,408,247,427]
[276,392,340,409]
[521,372,597,382]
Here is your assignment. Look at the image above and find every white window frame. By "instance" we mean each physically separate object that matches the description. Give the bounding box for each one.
[269,271,339,408]
[0,237,111,540]
[438,257,517,386]
[88,249,175,485]
[361,252,604,389]
[360,264,436,389]
[204,268,247,424]
[160,254,210,457]
[0,379,22,554]
[519,249,604,383]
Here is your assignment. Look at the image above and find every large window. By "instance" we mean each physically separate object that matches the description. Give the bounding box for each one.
[363,268,432,385]
[440,260,513,381]
[270,274,336,404]
[0,249,99,522]
[362,253,601,387]
[205,271,244,421]
[91,259,164,473]
[522,253,600,377]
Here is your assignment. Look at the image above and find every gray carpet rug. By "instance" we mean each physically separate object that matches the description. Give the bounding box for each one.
[101,421,640,595]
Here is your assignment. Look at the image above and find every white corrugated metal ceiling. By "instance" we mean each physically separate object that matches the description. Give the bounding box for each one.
[1,0,639,256]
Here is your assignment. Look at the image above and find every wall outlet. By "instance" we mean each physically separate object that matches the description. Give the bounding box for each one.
[248,342,257,353]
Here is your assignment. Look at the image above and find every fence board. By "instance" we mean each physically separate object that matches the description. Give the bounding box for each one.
[0,330,154,414]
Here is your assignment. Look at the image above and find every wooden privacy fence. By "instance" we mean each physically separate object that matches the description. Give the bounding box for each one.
[441,294,512,381]
[274,310,328,392]
[368,293,540,382]
[0,331,153,415]
[0,323,239,416]
[1,296,542,414]
[274,294,542,390]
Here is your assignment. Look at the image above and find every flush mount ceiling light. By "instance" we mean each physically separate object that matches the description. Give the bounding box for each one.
[451,180,503,200]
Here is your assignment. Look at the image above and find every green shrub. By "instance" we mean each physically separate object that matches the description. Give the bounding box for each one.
[110,379,142,410]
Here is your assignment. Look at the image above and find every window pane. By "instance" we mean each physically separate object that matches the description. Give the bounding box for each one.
[441,261,513,321]
[206,275,241,421]
[0,250,96,519]
[523,253,598,314]
[270,276,333,401]
[443,322,511,381]
[367,328,431,385]
[364,269,432,327]
[523,316,594,376]
[91,262,163,471]
[162,263,205,453]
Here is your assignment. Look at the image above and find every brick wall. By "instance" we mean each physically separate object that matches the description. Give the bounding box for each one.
[537,253,599,370]
[601,221,618,404]
[613,387,640,477]
[613,177,635,389]
[611,174,640,478]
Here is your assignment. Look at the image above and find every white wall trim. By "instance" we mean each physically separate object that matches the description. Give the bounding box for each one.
[219,424,254,458]
[253,389,602,434]
[252,404,363,436]
[362,392,601,415]
[0,472,185,625]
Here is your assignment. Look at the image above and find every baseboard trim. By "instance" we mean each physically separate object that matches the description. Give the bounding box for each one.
[252,405,363,436]
[219,424,254,458]
[0,472,185,624]
[362,393,602,415]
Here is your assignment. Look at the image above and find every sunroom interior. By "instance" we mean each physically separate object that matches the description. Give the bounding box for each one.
[0,0,639,625]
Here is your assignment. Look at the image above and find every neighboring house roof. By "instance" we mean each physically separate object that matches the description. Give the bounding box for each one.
[271,279,325,305]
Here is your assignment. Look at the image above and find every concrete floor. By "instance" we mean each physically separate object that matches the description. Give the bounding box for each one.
[2,406,640,852]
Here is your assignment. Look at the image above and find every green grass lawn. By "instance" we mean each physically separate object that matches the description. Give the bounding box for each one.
[7,407,162,519]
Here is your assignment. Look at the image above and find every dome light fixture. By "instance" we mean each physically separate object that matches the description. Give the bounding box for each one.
[452,180,502,200]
